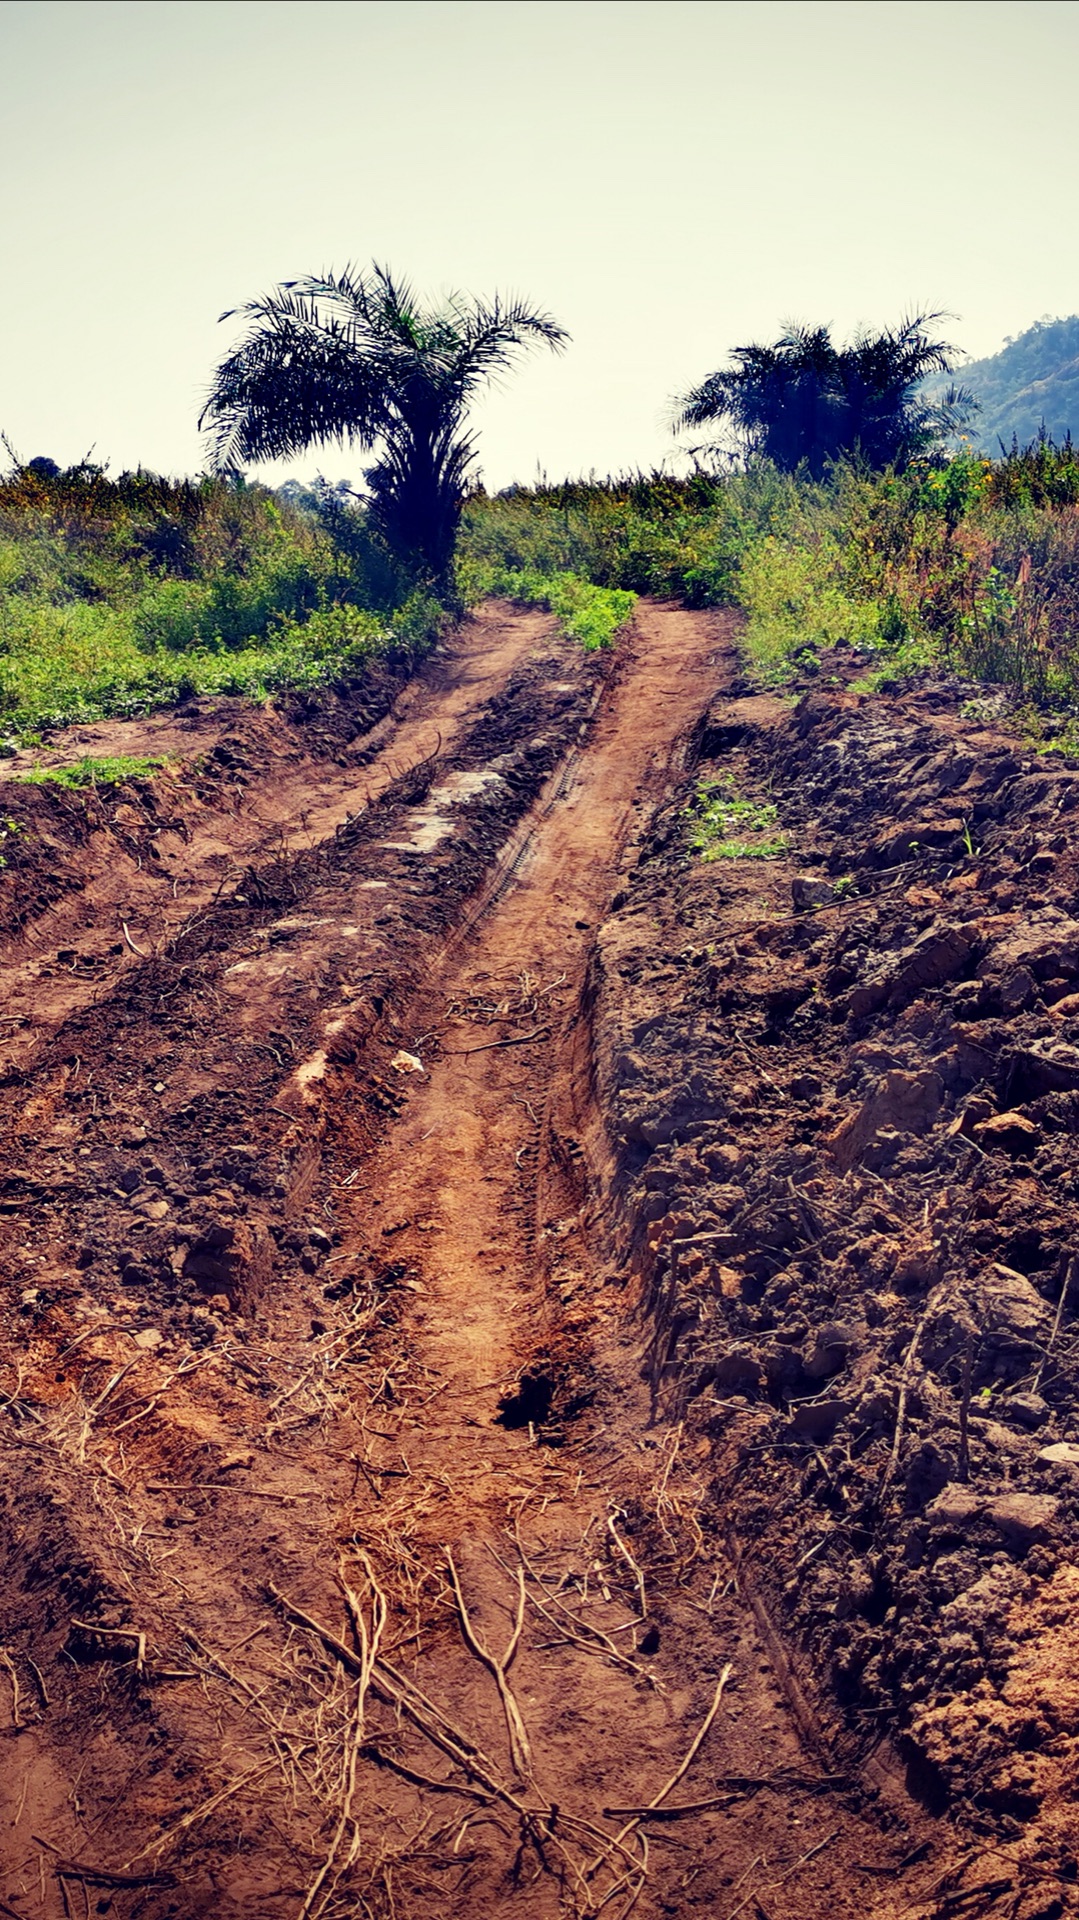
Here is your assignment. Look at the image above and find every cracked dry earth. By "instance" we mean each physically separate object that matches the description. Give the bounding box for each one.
[0,599,1061,1920]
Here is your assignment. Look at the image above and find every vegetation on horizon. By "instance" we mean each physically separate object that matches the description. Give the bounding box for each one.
[460,436,1079,712]
[5,282,1079,746]
[929,315,1079,453]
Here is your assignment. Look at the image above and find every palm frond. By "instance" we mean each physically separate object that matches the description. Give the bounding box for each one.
[674,313,967,476]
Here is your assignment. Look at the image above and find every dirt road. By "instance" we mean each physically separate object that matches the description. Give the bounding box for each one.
[0,604,936,1918]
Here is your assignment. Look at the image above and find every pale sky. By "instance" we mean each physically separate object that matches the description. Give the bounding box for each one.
[3,0,1078,490]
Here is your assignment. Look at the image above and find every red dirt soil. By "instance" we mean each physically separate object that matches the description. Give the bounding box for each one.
[0,601,1064,1920]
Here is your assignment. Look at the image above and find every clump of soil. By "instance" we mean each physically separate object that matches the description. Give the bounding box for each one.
[593,668,1079,1894]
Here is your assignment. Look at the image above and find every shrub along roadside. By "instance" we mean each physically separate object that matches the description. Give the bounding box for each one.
[0,463,446,737]
[461,440,1079,712]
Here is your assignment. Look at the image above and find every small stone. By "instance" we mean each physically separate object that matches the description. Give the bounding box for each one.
[1049,992,1079,1022]
[207,1293,232,1313]
[119,1167,142,1194]
[121,1127,148,1147]
[716,1265,743,1300]
[133,1328,163,1349]
[790,1072,822,1101]
[702,1144,745,1178]
[1037,1442,1079,1470]
[308,1227,333,1252]
[926,1483,984,1529]
[1001,1392,1049,1430]
[788,1397,851,1441]
[140,1199,171,1220]
[791,876,834,912]
[120,1262,154,1289]
[973,1111,1040,1156]
[1000,967,1037,1014]
[987,1492,1058,1550]
[804,1322,855,1381]
[713,1346,763,1390]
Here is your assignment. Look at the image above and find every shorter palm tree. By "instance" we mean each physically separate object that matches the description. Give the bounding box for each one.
[675,314,973,477]
[200,264,568,595]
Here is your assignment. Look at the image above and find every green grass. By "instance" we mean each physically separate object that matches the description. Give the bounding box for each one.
[460,560,636,648]
[18,753,171,789]
[683,774,788,861]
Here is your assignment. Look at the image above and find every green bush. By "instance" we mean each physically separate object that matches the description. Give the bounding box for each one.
[20,754,169,789]
[0,462,445,734]
[463,443,1079,710]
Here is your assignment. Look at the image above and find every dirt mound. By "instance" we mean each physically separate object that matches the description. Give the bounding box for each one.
[591,666,1079,1911]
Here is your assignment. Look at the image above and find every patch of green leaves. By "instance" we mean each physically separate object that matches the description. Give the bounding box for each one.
[683,773,789,862]
[459,561,635,649]
[19,754,170,789]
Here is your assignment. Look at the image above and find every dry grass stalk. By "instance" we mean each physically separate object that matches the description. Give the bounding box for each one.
[0,1648,22,1727]
[267,1583,630,1915]
[444,1550,531,1777]
[606,1511,647,1619]
[296,1552,387,1920]
[497,1533,659,1690]
[69,1621,147,1675]
[586,1663,733,1914]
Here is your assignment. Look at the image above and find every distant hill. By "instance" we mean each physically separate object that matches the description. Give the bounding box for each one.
[949,316,1079,451]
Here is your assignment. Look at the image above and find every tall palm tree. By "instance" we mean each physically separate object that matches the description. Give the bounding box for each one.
[200,263,568,594]
[675,314,973,478]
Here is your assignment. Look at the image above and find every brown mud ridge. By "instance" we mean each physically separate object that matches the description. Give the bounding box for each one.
[0,603,1067,1920]
[599,671,1079,1919]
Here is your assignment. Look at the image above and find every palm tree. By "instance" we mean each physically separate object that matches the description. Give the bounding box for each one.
[675,314,973,478]
[200,263,568,595]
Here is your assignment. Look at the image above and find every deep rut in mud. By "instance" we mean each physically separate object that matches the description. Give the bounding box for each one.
[0,604,948,1919]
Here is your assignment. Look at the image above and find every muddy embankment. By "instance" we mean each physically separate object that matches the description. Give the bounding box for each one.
[592,668,1079,1917]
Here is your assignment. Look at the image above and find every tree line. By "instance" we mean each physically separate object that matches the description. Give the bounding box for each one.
[199,261,974,598]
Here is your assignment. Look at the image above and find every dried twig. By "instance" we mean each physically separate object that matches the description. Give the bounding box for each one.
[505,1524,657,1683]
[0,1648,22,1727]
[639,1663,733,1813]
[56,1864,175,1891]
[1034,1251,1077,1392]
[587,1664,732,1908]
[601,1792,748,1821]
[266,1584,600,1908]
[878,1289,945,1504]
[445,1550,531,1778]
[607,1510,647,1619]
[296,1552,387,1920]
[69,1622,146,1674]
[444,1026,551,1057]
[726,1830,841,1920]
[121,1765,274,1867]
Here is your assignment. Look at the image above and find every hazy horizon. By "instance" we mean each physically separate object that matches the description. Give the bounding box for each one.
[3,0,1078,491]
